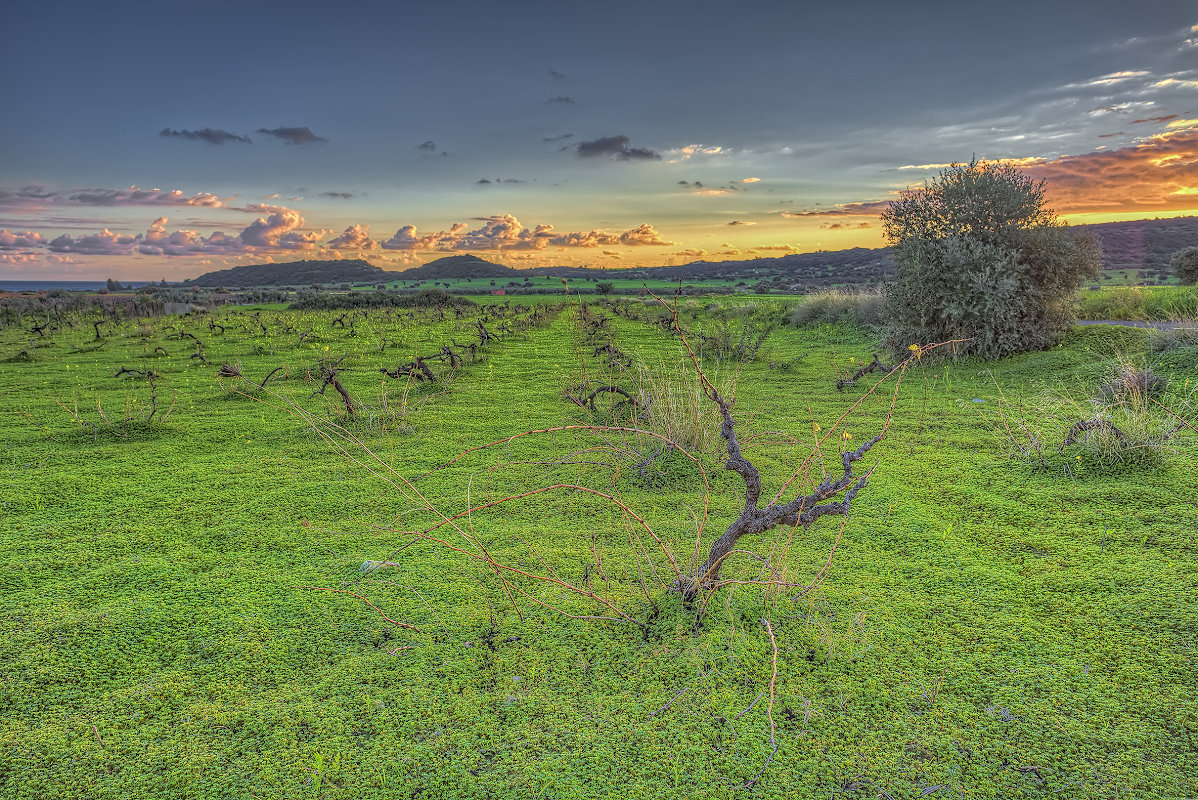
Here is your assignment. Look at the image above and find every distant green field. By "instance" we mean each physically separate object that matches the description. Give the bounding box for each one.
[364,275,754,294]
[1,299,1195,798]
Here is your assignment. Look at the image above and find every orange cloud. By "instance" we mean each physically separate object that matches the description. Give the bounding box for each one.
[799,132,1198,221]
[1019,129,1198,214]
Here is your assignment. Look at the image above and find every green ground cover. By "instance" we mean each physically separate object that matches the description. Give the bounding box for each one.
[1,297,1195,798]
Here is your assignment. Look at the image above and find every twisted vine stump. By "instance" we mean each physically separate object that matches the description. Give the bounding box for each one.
[681,388,879,597]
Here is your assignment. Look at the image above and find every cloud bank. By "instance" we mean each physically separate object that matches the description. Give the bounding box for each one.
[381,216,672,251]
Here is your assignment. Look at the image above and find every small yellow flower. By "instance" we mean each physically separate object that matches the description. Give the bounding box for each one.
[843,430,852,440]
[812,423,821,434]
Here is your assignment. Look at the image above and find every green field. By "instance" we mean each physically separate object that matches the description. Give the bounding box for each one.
[1,295,1195,798]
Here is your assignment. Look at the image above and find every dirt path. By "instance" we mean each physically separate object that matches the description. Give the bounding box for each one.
[1076,319,1193,330]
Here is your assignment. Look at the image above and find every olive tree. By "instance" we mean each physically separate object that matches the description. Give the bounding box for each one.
[880,160,1101,360]
[1171,246,1198,285]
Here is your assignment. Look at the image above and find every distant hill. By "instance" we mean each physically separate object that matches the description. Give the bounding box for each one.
[397,254,521,280]
[1081,216,1198,276]
[184,258,386,287]
[181,216,1198,288]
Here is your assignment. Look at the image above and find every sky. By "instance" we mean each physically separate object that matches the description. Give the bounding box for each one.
[1,0,1196,280]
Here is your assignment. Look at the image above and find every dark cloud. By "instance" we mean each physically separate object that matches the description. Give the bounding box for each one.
[1132,114,1180,124]
[819,222,873,230]
[0,185,228,210]
[65,187,226,208]
[477,179,492,184]
[727,220,754,226]
[48,229,140,255]
[159,127,251,145]
[543,133,574,143]
[1097,132,1125,138]
[256,126,328,145]
[548,70,566,80]
[546,96,575,105]
[417,140,450,157]
[0,186,59,206]
[781,200,893,218]
[576,135,660,161]
[320,191,355,199]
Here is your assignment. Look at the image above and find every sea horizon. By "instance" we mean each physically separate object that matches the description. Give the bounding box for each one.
[0,280,155,292]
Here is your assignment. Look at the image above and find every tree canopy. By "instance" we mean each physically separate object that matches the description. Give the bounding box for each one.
[880,160,1101,360]
[1171,246,1198,285]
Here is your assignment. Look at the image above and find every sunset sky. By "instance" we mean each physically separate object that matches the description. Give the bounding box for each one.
[2,0,1196,280]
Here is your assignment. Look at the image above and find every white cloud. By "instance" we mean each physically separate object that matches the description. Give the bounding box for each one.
[327,224,378,250]
[0,230,46,250]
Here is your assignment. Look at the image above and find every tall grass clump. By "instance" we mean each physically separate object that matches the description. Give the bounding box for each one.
[630,357,737,459]
[1078,286,1145,320]
[1079,285,1198,321]
[976,356,1193,472]
[786,289,884,327]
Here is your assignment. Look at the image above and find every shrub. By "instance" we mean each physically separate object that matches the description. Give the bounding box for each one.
[1097,362,1167,401]
[1172,246,1198,285]
[786,289,883,327]
[880,160,1101,360]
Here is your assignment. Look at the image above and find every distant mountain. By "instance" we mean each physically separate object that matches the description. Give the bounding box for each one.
[184,258,386,287]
